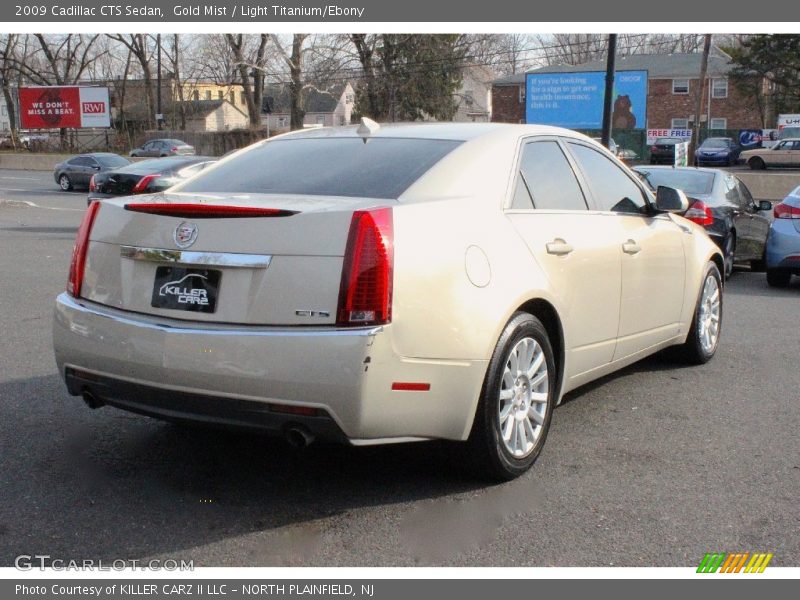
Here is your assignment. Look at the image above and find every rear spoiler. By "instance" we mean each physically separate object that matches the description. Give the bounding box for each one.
[123,203,297,218]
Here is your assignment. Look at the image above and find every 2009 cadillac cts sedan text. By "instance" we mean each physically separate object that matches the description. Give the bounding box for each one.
[53,122,724,480]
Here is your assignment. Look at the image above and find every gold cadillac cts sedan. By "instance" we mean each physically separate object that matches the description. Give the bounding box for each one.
[53,122,724,480]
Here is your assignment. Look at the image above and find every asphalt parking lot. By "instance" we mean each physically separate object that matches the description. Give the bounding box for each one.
[0,170,798,568]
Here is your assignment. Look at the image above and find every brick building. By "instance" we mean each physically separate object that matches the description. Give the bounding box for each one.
[492,50,769,131]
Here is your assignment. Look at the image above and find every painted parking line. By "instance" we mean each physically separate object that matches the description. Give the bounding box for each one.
[0,198,84,211]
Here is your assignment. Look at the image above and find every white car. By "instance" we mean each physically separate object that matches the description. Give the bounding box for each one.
[53,122,724,480]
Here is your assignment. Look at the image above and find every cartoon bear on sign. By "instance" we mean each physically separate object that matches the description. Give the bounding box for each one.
[612,94,637,129]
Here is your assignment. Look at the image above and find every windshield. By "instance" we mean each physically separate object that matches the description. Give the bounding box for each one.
[177,137,463,200]
[635,169,714,196]
[700,139,729,149]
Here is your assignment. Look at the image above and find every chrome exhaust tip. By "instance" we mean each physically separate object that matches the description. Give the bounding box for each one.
[285,425,315,448]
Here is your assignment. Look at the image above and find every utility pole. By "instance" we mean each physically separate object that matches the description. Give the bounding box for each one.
[691,34,712,160]
[601,34,617,150]
[156,33,162,130]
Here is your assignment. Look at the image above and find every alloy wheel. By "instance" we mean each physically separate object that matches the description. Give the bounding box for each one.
[497,337,549,458]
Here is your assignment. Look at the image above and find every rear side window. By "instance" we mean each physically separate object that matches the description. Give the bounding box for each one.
[177,137,462,200]
[512,140,587,211]
[568,143,647,214]
[70,156,91,166]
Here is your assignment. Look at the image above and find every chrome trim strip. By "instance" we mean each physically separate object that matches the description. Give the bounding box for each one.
[57,293,382,338]
[120,245,272,269]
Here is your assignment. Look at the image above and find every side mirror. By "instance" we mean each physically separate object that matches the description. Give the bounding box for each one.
[655,186,690,213]
[757,200,772,211]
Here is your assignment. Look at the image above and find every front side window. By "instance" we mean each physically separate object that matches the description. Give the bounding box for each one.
[512,140,587,211]
[568,143,648,214]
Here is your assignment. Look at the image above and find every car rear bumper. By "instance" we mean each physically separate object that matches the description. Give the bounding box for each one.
[766,219,800,270]
[53,294,486,443]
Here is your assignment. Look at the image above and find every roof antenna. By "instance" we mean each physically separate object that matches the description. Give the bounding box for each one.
[357,117,380,143]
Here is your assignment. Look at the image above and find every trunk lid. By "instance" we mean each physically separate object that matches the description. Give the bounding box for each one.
[82,192,393,325]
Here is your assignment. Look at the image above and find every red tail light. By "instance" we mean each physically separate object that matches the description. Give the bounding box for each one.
[67,201,101,297]
[88,174,96,192]
[131,173,162,194]
[774,202,800,219]
[650,145,659,152]
[684,200,714,226]
[172,147,178,152]
[124,203,297,218]
[337,207,393,326]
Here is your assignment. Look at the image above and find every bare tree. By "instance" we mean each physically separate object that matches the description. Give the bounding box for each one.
[167,34,186,130]
[224,34,268,128]
[0,34,20,148]
[270,34,308,130]
[107,34,156,129]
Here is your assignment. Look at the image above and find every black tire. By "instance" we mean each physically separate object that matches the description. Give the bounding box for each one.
[676,262,723,365]
[467,312,556,481]
[58,174,72,191]
[722,234,735,280]
[749,157,766,170]
[766,269,791,288]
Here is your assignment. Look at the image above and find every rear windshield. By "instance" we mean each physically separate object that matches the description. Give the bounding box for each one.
[95,155,130,168]
[701,139,730,149]
[636,169,714,196]
[655,138,683,145]
[177,137,463,199]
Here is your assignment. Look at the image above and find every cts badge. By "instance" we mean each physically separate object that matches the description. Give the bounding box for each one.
[174,222,198,249]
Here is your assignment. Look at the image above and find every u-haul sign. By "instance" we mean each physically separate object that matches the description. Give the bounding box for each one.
[19,86,111,129]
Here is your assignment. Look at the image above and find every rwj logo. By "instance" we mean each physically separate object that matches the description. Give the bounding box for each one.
[697,552,773,573]
[81,101,105,114]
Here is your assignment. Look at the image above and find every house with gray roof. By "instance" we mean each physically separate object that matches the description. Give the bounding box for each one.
[262,83,355,132]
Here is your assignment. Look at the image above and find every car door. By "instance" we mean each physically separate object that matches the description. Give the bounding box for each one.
[141,141,156,157]
[69,156,91,186]
[790,141,800,166]
[736,178,770,260]
[82,157,101,186]
[721,173,754,258]
[768,141,790,166]
[504,137,622,378]
[565,141,686,361]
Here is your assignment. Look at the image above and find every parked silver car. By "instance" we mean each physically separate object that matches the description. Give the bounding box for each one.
[54,122,724,480]
[53,153,130,191]
[130,139,195,157]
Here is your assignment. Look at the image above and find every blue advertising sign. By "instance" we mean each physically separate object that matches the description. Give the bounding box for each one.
[525,70,648,129]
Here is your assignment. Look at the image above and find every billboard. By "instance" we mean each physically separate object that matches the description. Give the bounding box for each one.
[525,70,647,129]
[646,129,693,145]
[18,86,111,129]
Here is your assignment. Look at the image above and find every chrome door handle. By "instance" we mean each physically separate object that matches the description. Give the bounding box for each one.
[622,240,642,255]
[546,239,574,256]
